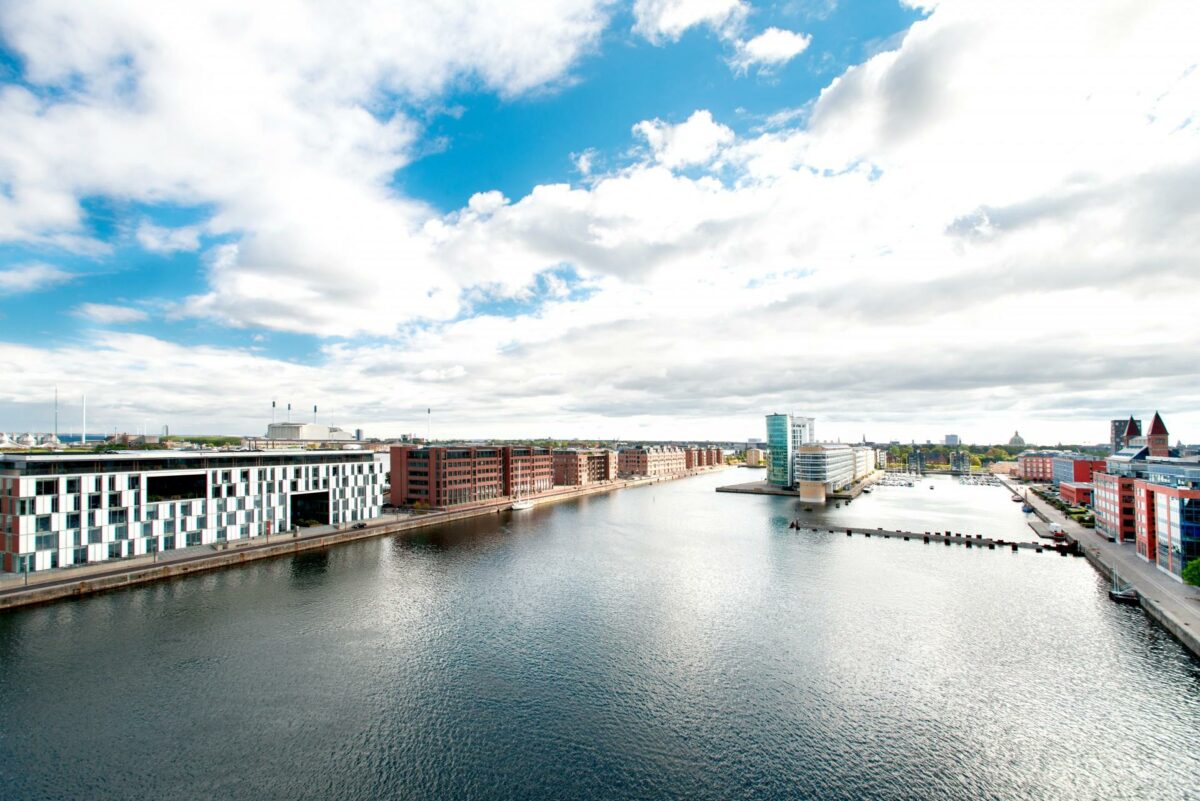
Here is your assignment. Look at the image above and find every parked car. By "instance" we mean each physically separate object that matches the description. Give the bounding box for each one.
[352,522,368,530]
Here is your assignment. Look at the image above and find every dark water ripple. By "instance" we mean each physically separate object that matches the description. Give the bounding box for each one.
[1,472,1197,801]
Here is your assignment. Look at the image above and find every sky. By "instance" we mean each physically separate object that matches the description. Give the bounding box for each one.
[1,0,1198,446]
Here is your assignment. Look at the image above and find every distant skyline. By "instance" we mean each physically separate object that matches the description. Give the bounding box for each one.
[2,1,1198,444]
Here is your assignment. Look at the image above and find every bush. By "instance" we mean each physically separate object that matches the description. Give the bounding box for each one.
[1183,558,1200,587]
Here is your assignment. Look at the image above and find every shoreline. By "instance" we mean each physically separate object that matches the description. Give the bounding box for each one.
[0,466,729,611]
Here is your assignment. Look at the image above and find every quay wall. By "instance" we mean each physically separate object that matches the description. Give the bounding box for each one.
[0,467,727,611]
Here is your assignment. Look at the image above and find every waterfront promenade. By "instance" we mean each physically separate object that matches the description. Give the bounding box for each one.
[1010,480,1200,657]
[0,467,728,610]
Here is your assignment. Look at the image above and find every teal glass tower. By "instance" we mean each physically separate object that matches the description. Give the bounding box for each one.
[766,413,792,487]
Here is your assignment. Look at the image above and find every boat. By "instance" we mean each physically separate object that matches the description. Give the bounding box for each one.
[1011,496,1023,502]
[1109,574,1139,605]
[1021,503,1034,513]
[510,459,534,511]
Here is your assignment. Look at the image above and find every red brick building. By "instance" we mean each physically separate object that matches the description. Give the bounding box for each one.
[618,446,686,477]
[553,449,617,486]
[390,445,552,509]
[1017,451,1059,481]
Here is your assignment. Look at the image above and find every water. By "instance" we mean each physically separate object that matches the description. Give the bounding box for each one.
[1,472,1197,801]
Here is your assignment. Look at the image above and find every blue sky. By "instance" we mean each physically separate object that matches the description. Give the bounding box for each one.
[1,0,1198,443]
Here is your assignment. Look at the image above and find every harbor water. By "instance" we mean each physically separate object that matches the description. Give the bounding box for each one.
[1,471,1197,800]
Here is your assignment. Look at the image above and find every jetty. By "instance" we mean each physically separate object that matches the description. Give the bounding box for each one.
[788,522,1080,555]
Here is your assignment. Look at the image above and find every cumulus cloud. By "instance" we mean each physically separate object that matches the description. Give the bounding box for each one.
[632,0,748,43]
[633,110,735,168]
[3,0,1200,443]
[0,263,73,293]
[73,303,149,324]
[730,27,811,72]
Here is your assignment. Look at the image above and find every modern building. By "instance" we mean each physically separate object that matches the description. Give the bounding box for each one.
[617,446,686,478]
[907,449,926,473]
[1051,455,1106,487]
[266,422,354,441]
[765,413,815,487]
[553,449,617,486]
[794,444,856,503]
[945,434,960,446]
[389,445,552,509]
[765,414,793,487]
[1060,482,1094,507]
[949,450,971,473]
[1093,413,1200,580]
[0,450,384,574]
[744,448,765,467]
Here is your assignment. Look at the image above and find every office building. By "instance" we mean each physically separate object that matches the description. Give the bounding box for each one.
[794,444,856,503]
[945,434,960,446]
[1051,455,1106,487]
[390,445,552,509]
[0,450,384,574]
[1111,417,1142,453]
[617,446,686,478]
[1060,482,1094,507]
[766,414,792,487]
[553,449,617,486]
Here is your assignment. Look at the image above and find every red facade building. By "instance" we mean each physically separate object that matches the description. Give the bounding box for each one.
[552,449,617,486]
[1017,452,1058,481]
[1060,482,1093,507]
[1094,471,1136,543]
[390,445,552,509]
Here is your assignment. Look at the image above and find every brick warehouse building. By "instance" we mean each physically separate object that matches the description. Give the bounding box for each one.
[617,446,687,478]
[552,449,618,486]
[390,445,552,509]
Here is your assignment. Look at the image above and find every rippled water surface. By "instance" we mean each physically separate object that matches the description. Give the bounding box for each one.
[2,471,1198,801]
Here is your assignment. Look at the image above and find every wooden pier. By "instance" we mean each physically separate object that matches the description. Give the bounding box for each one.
[788,522,1082,556]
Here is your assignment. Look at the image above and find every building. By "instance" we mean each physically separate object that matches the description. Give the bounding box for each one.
[0,450,384,574]
[907,449,926,473]
[1051,455,1106,487]
[744,448,765,467]
[852,446,874,479]
[617,446,686,478]
[1093,413,1200,579]
[390,445,552,509]
[765,413,815,488]
[794,444,856,503]
[1060,482,1094,507]
[766,414,792,487]
[266,422,353,441]
[1111,417,1142,453]
[949,450,971,473]
[1017,450,1063,482]
[1094,470,1137,543]
[945,434,960,446]
[1009,431,1026,447]
[553,449,617,486]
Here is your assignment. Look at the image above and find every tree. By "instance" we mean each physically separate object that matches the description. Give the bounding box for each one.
[1183,557,1200,587]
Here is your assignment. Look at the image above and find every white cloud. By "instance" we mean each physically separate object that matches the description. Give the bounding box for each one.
[0,263,73,293]
[633,110,735,169]
[632,0,747,43]
[0,0,613,335]
[73,303,149,324]
[135,222,202,254]
[3,0,1200,443]
[731,27,811,72]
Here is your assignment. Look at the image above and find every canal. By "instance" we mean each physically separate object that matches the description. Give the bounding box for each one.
[1,471,1197,800]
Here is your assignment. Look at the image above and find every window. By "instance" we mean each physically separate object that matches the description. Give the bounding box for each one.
[35,533,57,551]
[109,543,123,559]
[36,479,57,496]
[88,494,102,510]
[128,476,140,490]
[186,531,202,547]
[88,528,104,544]
[108,492,121,507]
[66,478,79,494]
[108,509,127,524]
[164,520,176,534]
[73,547,88,565]
[35,515,51,533]
[162,535,175,551]
[67,512,81,529]
[108,476,117,491]
[106,526,121,541]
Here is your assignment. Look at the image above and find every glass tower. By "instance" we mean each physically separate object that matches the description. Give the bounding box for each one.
[766,414,793,487]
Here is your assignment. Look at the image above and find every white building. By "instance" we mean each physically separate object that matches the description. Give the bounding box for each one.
[0,450,384,574]
[266,422,354,441]
[852,446,874,479]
